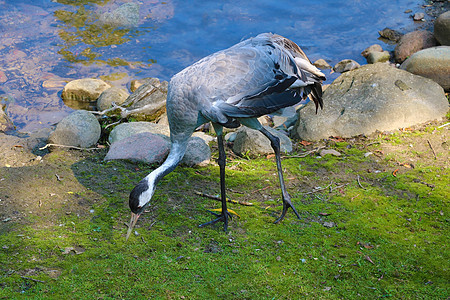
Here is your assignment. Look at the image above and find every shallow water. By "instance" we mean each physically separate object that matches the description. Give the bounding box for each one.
[0,0,425,132]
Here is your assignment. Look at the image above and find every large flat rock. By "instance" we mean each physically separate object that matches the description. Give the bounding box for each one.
[293,63,448,141]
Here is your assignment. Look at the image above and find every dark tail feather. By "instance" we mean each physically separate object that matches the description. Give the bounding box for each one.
[310,82,323,113]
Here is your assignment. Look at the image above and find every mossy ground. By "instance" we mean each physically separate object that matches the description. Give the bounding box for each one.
[0,119,448,299]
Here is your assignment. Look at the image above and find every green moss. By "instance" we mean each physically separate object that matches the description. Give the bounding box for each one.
[0,123,448,299]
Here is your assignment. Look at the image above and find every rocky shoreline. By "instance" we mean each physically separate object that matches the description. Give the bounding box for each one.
[0,3,448,167]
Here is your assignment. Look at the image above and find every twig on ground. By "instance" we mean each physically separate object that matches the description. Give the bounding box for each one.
[250,186,270,194]
[21,276,45,283]
[365,141,381,147]
[357,175,366,190]
[39,144,102,151]
[437,122,450,128]
[426,139,437,160]
[194,191,253,206]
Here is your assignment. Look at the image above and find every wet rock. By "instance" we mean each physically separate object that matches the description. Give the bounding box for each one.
[367,51,390,64]
[378,28,402,42]
[0,104,14,132]
[293,63,448,140]
[233,126,292,156]
[61,78,111,102]
[394,30,437,63]
[120,77,168,121]
[333,59,360,73]
[108,121,170,144]
[434,11,450,46]
[99,3,140,28]
[49,110,101,148]
[361,44,383,58]
[180,137,211,166]
[0,71,7,83]
[130,78,153,92]
[96,87,130,111]
[105,132,170,164]
[313,59,332,69]
[413,12,425,21]
[400,46,450,91]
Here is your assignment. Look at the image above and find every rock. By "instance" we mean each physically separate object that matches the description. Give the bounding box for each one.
[413,12,425,21]
[105,132,170,164]
[120,77,168,121]
[225,131,237,142]
[319,149,341,157]
[192,131,215,145]
[378,28,402,42]
[233,126,292,156]
[313,59,332,69]
[0,103,14,132]
[105,133,210,167]
[61,78,111,102]
[394,30,437,63]
[361,44,383,58]
[108,121,170,144]
[333,59,360,73]
[367,51,390,64]
[49,110,101,148]
[400,46,450,91]
[293,63,448,141]
[434,11,450,46]
[180,137,211,166]
[99,3,140,28]
[130,78,153,92]
[96,87,130,111]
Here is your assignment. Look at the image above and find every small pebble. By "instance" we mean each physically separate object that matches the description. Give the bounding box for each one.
[413,12,425,21]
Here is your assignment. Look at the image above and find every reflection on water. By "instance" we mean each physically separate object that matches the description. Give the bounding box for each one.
[0,0,424,132]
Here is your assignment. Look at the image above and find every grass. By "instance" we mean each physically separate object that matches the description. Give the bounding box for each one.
[0,123,448,299]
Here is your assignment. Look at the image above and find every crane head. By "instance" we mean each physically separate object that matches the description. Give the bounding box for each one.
[126,178,155,240]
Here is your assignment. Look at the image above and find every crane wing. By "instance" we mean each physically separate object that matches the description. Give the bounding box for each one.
[192,33,325,125]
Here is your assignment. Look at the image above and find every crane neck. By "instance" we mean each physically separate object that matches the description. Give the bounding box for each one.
[144,140,188,188]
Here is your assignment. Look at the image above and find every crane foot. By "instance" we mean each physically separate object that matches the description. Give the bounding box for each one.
[199,209,233,231]
[274,197,301,224]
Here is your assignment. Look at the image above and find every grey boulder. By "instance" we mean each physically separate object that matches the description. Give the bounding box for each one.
[105,133,210,166]
[61,78,111,102]
[97,87,130,111]
[293,63,448,141]
[233,126,292,156]
[434,11,450,46]
[108,121,170,144]
[49,110,101,148]
[394,30,437,63]
[105,132,170,164]
[181,137,211,166]
[400,46,450,91]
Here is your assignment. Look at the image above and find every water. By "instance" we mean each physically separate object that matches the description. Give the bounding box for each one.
[0,0,425,133]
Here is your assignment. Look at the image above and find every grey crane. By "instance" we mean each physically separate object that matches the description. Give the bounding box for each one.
[126,33,325,239]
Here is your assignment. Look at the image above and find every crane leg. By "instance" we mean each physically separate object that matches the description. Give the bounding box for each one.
[199,132,232,231]
[259,127,301,223]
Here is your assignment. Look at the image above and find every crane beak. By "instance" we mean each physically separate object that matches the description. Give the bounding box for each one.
[126,212,140,241]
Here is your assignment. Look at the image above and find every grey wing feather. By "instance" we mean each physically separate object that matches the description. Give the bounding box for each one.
[193,33,325,124]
